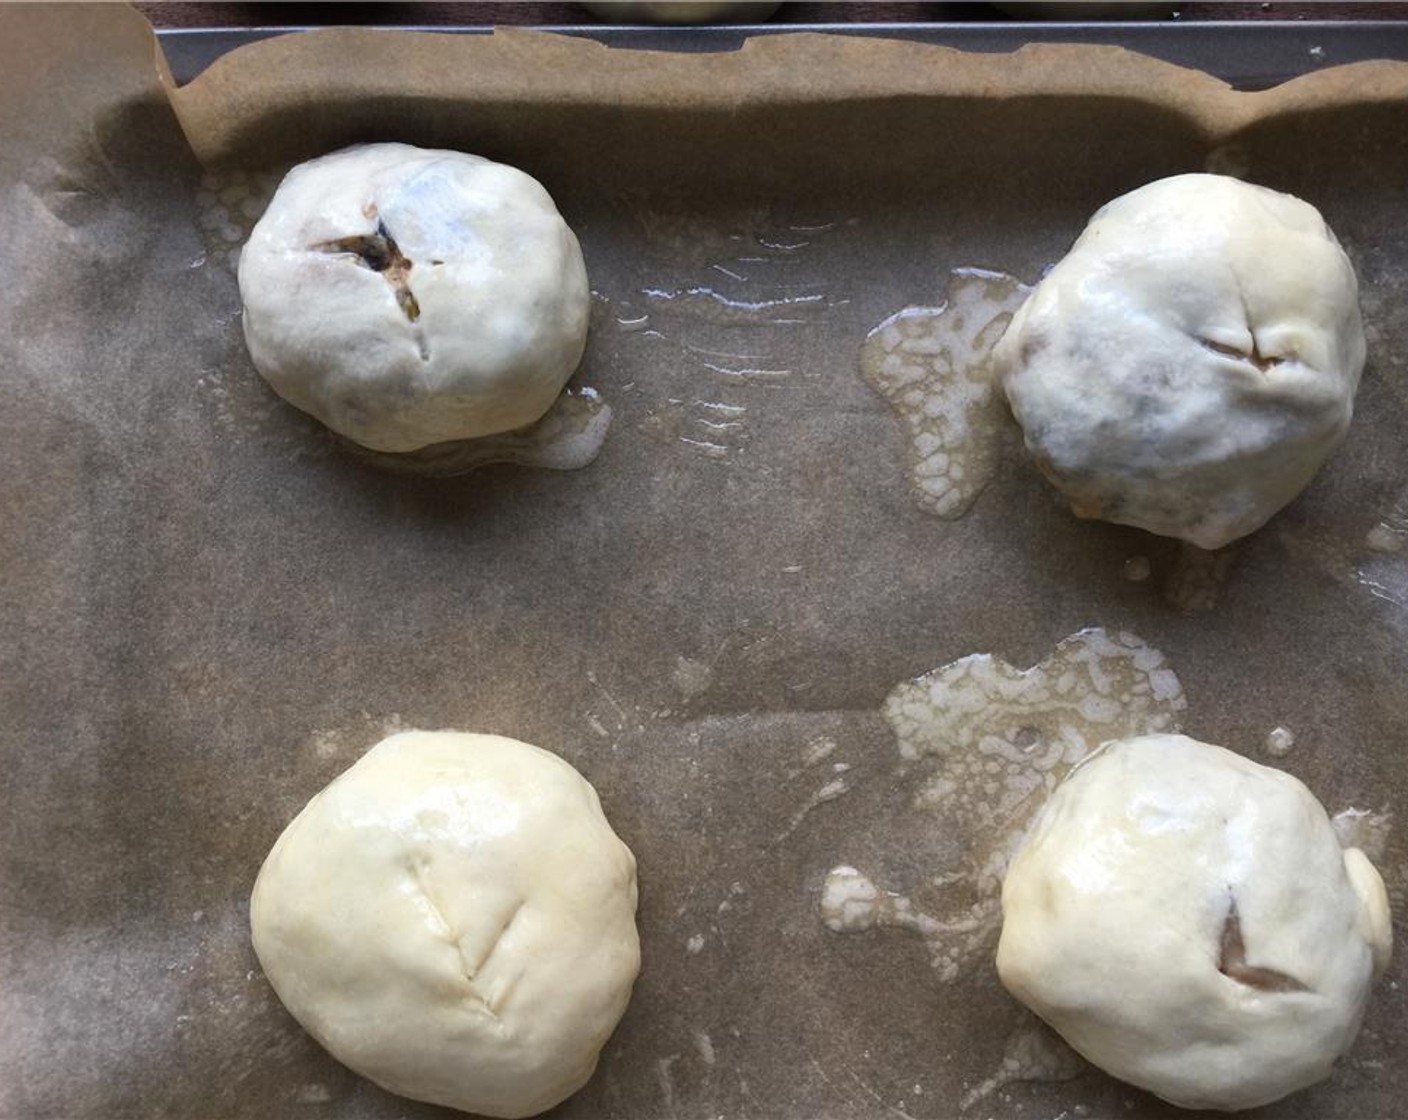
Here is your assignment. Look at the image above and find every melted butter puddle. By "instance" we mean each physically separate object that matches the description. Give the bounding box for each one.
[340,386,612,476]
[821,628,1187,982]
[890,628,1185,839]
[860,269,1030,518]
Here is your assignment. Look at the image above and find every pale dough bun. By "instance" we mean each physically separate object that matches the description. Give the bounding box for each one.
[239,144,590,453]
[997,734,1391,1111]
[994,173,1365,550]
[250,731,640,1118]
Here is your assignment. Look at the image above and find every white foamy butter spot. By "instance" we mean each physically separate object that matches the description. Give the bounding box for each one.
[819,865,1003,983]
[779,777,854,842]
[800,735,838,769]
[1263,725,1295,758]
[693,1030,715,1067]
[820,866,938,937]
[672,656,714,700]
[860,269,1029,518]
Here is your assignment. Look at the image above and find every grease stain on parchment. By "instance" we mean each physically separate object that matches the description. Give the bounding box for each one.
[193,169,278,268]
[1356,480,1408,612]
[860,269,1029,518]
[958,1019,1083,1111]
[1164,540,1237,614]
[304,712,413,766]
[624,214,850,465]
[777,734,857,842]
[1276,476,1408,630]
[1263,724,1296,758]
[819,628,1187,983]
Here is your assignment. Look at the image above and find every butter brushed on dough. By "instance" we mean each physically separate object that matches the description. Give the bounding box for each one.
[239,144,589,453]
[995,174,1365,549]
[250,731,640,1119]
[997,734,1391,1112]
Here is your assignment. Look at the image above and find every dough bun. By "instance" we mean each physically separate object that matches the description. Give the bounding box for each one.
[239,144,590,453]
[995,173,1365,549]
[250,730,640,1118]
[997,733,1391,1111]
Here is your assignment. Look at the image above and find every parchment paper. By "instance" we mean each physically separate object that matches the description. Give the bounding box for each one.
[4,6,1408,1118]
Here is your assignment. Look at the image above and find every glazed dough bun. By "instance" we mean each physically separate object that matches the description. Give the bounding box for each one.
[239,144,589,452]
[250,731,640,1118]
[997,734,1391,1112]
[994,174,1365,549]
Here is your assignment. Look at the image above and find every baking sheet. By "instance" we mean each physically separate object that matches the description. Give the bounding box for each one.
[4,6,1408,1118]
[155,20,1408,91]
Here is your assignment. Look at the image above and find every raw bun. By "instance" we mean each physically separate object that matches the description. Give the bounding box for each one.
[995,173,1365,549]
[997,733,1391,1111]
[239,144,589,452]
[250,730,640,1118]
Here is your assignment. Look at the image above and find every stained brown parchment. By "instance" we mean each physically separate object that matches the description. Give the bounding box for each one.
[3,6,1408,1119]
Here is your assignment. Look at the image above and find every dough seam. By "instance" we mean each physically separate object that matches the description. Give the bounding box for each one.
[408,861,522,1028]
[1217,895,1309,994]
[311,217,422,326]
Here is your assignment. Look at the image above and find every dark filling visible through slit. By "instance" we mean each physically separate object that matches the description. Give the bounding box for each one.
[313,220,421,323]
[1200,337,1281,372]
[1217,900,1308,993]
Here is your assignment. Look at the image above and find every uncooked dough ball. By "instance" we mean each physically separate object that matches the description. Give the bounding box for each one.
[250,731,640,1118]
[997,734,1391,1111]
[994,173,1365,549]
[239,144,589,452]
